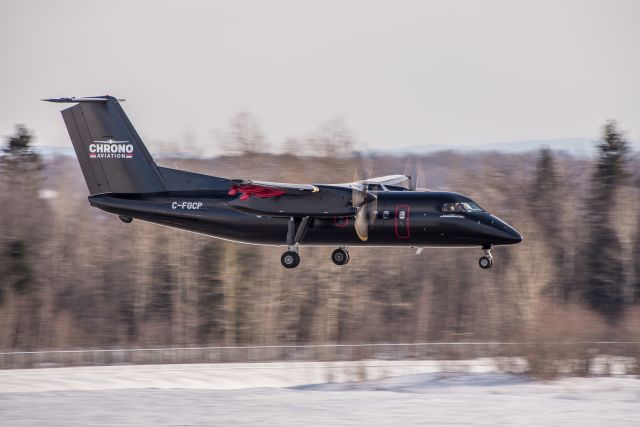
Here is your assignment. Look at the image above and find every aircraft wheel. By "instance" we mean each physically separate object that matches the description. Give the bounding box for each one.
[281,251,300,269]
[479,256,493,269]
[331,248,350,265]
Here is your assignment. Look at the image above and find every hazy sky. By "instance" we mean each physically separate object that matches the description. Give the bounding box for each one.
[0,0,638,154]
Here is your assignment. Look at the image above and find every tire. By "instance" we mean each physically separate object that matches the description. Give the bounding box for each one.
[331,248,350,265]
[281,251,300,269]
[479,256,493,269]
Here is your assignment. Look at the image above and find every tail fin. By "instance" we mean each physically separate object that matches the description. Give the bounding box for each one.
[46,96,166,195]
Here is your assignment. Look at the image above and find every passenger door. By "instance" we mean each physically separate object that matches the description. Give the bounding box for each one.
[395,205,410,239]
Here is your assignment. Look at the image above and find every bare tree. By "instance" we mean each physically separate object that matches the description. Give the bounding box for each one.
[220,111,268,155]
[306,118,354,158]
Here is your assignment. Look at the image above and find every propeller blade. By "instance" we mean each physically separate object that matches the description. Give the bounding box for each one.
[352,168,364,206]
[367,194,378,225]
[351,155,378,241]
[355,206,369,242]
[415,167,426,191]
[403,157,417,191]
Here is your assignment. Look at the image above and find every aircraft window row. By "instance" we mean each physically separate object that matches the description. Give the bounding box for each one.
[370,210,415,219]
[384,185,409,191]
[442,202,484,213]
[374,210,391,219]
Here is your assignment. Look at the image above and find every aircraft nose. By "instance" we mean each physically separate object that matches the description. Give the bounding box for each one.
[505,226,523,244]
[490,215,523,245]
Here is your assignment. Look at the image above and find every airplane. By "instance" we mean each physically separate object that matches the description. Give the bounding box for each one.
[45,95,522,269]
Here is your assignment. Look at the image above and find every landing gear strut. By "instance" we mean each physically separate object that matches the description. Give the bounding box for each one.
[331,247,350,265]
[280,217,311,269]
[479,245,493,269]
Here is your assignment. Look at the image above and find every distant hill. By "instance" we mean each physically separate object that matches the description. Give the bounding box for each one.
[386,138,599,157]
[378,137,640,158]
[34,137,639,159]
[34,145,76,157]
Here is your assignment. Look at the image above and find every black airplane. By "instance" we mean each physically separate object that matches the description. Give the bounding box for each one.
[46,96,522,269]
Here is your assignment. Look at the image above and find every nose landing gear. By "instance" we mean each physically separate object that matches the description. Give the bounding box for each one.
[479,246,493,269]
[331,247,350,265]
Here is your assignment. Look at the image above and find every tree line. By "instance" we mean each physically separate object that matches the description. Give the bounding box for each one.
[0,121,639,350]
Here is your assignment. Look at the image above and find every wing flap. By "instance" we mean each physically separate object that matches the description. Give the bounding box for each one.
[229,180,319,200]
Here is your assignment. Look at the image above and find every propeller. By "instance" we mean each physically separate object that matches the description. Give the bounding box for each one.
[352,163,378,242]
[403,156,427,190]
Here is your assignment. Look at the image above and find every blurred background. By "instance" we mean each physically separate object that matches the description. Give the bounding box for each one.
[1,2,640,420]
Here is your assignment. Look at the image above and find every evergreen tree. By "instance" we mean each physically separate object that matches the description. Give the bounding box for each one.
[1,124,42,185]
[530,148,559,220]
[529,148,569,298]
[0,125,43,302]
[584,121,629,321]
[628,145,640,304]
[634,198,640,303]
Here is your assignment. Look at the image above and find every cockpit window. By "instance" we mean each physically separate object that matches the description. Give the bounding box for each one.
[442,202,484,213]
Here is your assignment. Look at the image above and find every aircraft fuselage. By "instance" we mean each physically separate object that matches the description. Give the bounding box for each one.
[89,190,522,248]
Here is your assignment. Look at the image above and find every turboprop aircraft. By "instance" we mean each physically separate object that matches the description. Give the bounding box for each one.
[46,96,522,269]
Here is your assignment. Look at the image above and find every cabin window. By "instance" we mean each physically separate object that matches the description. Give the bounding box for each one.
[398,210,406,220]
[442,202,484,213]
[383,210,390,219]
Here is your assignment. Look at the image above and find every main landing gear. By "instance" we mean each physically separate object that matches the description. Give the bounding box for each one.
[280,217,310,269]
[479,245,493,269]
[281,247,301,269]
[278,217,353,269]
[331,247,350,265]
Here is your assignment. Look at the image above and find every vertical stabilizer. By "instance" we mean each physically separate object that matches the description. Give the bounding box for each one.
[47,96,166,195]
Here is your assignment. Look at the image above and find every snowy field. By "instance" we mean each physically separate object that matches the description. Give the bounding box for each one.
[2,360,640,426]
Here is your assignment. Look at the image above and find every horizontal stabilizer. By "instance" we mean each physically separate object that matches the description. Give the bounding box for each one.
[43,96,126,103]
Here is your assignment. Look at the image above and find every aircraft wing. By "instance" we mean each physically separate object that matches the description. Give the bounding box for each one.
[227,180,374,217]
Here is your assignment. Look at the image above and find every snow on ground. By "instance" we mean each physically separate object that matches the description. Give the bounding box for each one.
[0,359,501,393]
[1,360,640,426]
